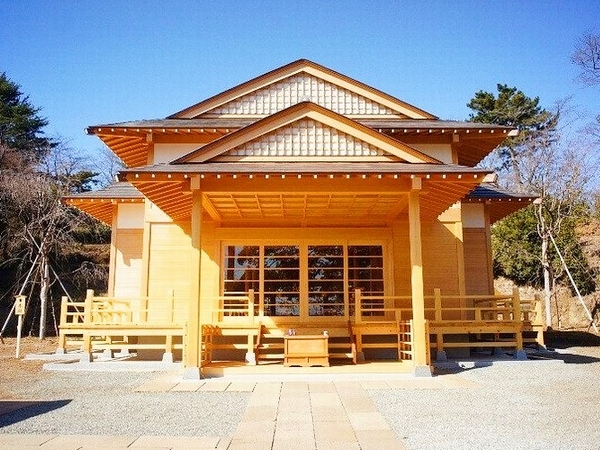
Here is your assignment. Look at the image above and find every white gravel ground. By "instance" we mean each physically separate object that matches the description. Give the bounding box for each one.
[1,371,249,436]
[370,353,600,450]
[1,348,599,449]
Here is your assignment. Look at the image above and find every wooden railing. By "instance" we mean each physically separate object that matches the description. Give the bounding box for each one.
[57,290,188,361]
[353,288,543,327]
[211,290,256,323]
[353,288,544,360]
[58,287,544,364]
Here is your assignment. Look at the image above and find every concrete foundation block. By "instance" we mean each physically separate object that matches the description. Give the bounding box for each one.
[413,365,433,377]
[245,352,256,365]
[182,366,202,380]
[79,352,93,363]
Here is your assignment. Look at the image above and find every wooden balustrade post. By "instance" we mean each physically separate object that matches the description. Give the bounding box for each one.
[434,289,442,321]
[354,289,364,361]
[168,289,175,323]
[354,289,362,324]
[84,290,93,325]
[257,288,264,318]
[534,293,546,348]
[140,297,148,323]
[245,289,257,364]
[80,290,94,363]
[513,287,526,359]
[248,289,255,323]
[59,296,68,327]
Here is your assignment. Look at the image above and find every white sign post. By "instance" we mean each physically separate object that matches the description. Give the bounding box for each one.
[14,295,26,358]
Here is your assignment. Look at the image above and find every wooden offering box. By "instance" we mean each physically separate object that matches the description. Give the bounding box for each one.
[284,335,329,367]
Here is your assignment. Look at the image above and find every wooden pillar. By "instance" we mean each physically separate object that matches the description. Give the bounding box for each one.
[107,204,118,297]
[183,177,203,379]
[408,178,431,376]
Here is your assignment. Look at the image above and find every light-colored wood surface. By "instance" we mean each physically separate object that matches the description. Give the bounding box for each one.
[284,335,329,367]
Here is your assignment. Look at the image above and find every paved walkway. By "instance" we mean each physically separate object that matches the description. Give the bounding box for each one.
[0,374,476,449]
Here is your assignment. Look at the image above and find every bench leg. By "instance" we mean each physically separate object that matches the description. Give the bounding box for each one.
[162,352,174,363]
[57,332,67,354]
[80,332,93,363]
[435,350,447,361]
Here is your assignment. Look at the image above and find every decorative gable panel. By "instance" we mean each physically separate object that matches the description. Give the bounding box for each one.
[205,74,399,118]
[217,119,388,160]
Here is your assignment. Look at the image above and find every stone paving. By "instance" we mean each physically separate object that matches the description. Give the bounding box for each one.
[0,373,476,449]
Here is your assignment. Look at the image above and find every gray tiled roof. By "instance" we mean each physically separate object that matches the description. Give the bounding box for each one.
[466,184,538,201]
[65,181,143,199]
[87,118,513,132]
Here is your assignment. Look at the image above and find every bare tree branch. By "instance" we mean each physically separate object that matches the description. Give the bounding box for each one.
[571,31,600,86]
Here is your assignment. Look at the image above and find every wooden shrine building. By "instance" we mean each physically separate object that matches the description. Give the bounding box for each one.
[62,60,542,378]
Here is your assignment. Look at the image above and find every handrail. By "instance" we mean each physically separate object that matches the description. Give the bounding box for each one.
[61,287,543,332]
[354,288,543,327]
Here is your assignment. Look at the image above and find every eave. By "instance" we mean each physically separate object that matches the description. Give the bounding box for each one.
[62,182,145,225]
[86,117,516,169]
[464,184,540,224]
[118,163,491,225]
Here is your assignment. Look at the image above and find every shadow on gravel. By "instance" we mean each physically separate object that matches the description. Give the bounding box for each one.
[530,330,600,365]
[0,400,71,428]
[434,331,600,374]
[544,330,600,348]
[529,351,600,364]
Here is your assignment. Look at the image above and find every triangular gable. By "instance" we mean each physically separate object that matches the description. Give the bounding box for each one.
[169,59,437,120]
[173,102,441,164]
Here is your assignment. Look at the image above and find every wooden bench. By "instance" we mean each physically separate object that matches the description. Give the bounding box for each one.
[57,293,186,362]
[58,322,186,362]
[429,320,525,359]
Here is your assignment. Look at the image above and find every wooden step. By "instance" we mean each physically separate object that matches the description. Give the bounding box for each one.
[259,353,285,360]
[329,352,355,359]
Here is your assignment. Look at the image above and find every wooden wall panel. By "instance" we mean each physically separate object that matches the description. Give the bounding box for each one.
[422,222,461,295]
[113,229,143,299]
[200,221,220,324]
[147,222,192,310]
[392,222,411,296]
[463,228,493,295]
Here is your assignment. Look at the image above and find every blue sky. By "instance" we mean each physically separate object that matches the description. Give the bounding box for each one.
[1,0,598,157]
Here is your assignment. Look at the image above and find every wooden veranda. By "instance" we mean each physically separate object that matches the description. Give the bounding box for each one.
[57,288,544,370]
